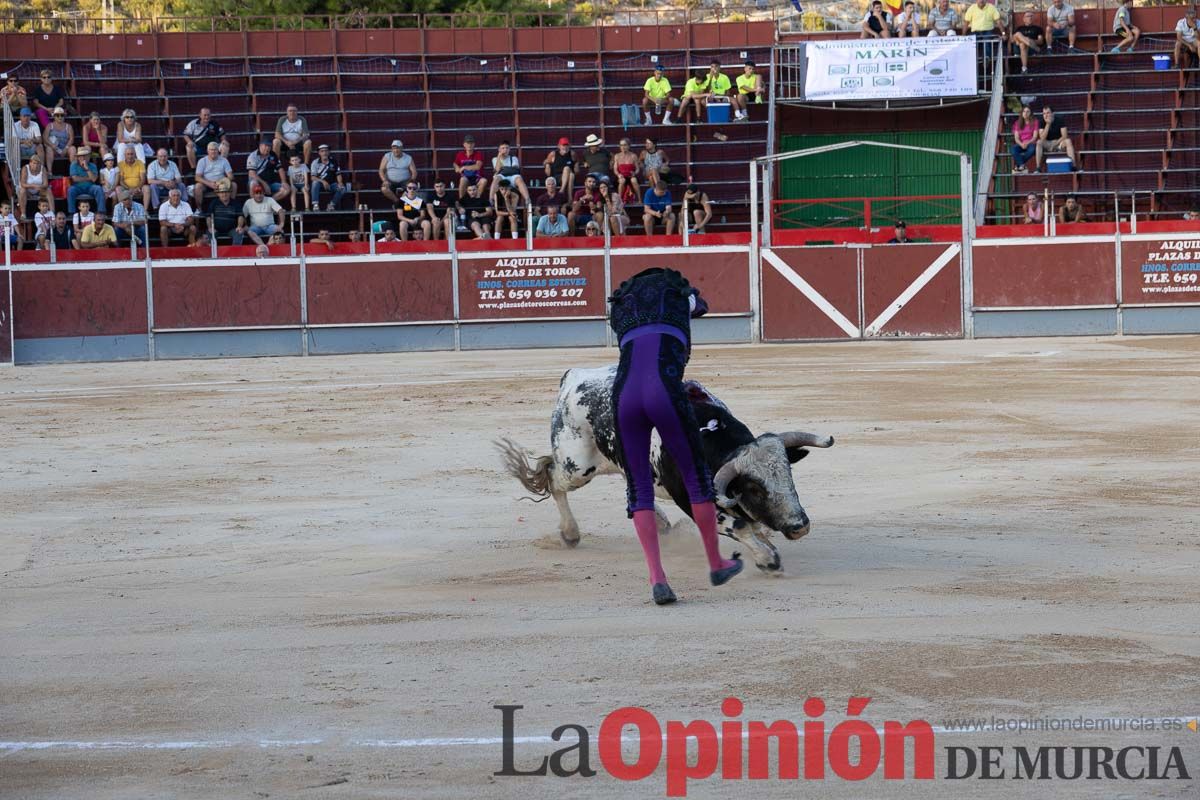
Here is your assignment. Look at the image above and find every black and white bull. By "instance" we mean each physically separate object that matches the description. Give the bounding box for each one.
[496,365,833,573]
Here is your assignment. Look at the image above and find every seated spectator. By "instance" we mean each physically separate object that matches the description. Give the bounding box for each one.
[287,154,310,212]
[0,201,23,250]
[73,197,95,231]
[80,112,109,161]
[207,180,243,244]
[598,181,628,236]
[642,63,674,126]
[1012,11,1046,73]
[393,182,431,241]
[1046,0,1075,49]
[194,142,236,212]
[894,1,921,38]
[67,147,105,214]
[78,210,117,250]
[887,220,911,243]
[861,0,893,38]
[705,60,732,108]
[1183,209,1198,222]
[182,107,229,170]
[347,230,363,243]
[18,154,52,219]
[535,204,570,238]
[273,104,312,164]
[534,176,567,229]
[1,75,27,115]
[581,134,612,183]
[490,140,532,211]
[678,68,711,125]
[1010,105,1040,173]
[1058,195,1085,223]
[246,141,290,204]
[239,183,285,247]
[426,180,457,240]
[1022,193,1044,224]
[14,108,44,166]
[456,181,494,239]
[926,0,960,36]
[1112,0,1139,53]
[114,109,146,164]
[379,228,398,244]
[1035,105,1077,171]
[642,183,676,236]
[255,243,271,257]
[310,228,335,253]
[191,232,212,250]
[734,60,764,120]
[147,149,187,210]
[49,211,76,251]
[964,0,1005,42]
[612,139,640,203]
[41,107,74,176]
[111,189,147,246]
[30,69,74,129]
[493,183,522,240]
[569,175,602,234]
[542,138,576,198]
[159,188,197,246]
[379,140,417,204]
[584,219,602,237]
[310,144,346,211]
[1176,8,1198,69]
[99,153,121,206]
[119,146,151,209]
[32,198,53,249]
[684,184,714,233]
[267,233,285,246]
[639,138,679,188]
[454,135,488,198]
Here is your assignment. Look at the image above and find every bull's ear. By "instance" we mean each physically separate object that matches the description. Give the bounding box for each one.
[685,382,712,403]
[785,447,810,464]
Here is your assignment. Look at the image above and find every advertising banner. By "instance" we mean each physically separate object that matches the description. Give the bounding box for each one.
[457,253,605,320]
[1121,238,1200,305]
[804,37,978,101]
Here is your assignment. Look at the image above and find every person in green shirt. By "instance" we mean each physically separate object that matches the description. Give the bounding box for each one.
[641,63,674,126]
[733,60,764,121]
[706,60,732,100]
[677,68,710,125]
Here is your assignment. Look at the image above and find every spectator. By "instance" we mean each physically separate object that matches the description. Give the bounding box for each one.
[41,107,74,176]
[581,134,612,183]
[1010,105,1040,173]
[379,140,417,204]
[964,0,1004,41]
[1035,105,1077,171]
[1112,0,1139,53]
[267,233,285,246]
[191,232,212,250]
[642,63,674,126]
[194,142,236,212]
[273,104,312,164]
[456,181,494,239]
[14,108,44,166]
[639,137,671,188]
[394,182,431,241]
[159,188,197,246]
[208,180,242,244]
[1022,193,1044,224]
[705,60,732,108]
[453,135,488,198]
[309,144,346,212]
[490,140,532,209]
[894,1,921,38]
[114,109,146,163]
[1046,0,1076,50]
[99,153,120,206]
[287,154,310,212]
[642,183,676,236]
[569,174,602,234]
[32,198,53,249]
[542,138,576,198]
[678,68,711,125]
[887,220,911,243]
[112,189,147,246]
[1176,8,1198,70]
[246,140,290,204]
[73,197,95,231]
[535,204,570,238]
[30,69,74,129]
[1183,209,1198,222]
[613,138,640,203]
[255,243,271,258]
[584,219,602,237]
[926,0,960,37]
[1058,194,1085,223]
[0,201,22,250]
[684,184,714,233]
[181,107,229,170]
[493,183,522,240]
[379,228,398,244]
[1012,11,1046,73]
[18,154,52,218]
[118,145,151,209]
[310,228,335,253]
[598,180,628,236]
[733,60,764,120]
[1,75,27,115]
[534,176,567,227]
[78,210,117,250]
[147,149,187,210]
[80,112,108,161]
[861,0,893,39]
[347,230,363,243]
[239,184,284,247]
[67,147,105,214]
[49,211,76,251]
[426,179,457,240]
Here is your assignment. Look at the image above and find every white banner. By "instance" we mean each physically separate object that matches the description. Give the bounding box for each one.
[804,37,978,101]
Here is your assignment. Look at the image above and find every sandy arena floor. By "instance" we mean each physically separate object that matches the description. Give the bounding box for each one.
[2,336,1199,799]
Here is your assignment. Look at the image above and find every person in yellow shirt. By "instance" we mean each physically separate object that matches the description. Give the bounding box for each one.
[118,145,150,208]
[641,63,673,126]
[78,210,118,249]
[733,60,763,121]
[963,0,1004,38]
[677,68,710,125]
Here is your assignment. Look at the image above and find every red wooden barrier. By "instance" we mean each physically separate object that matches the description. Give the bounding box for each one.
[761,247,859,340]
[151,263,301,329]
[972,240,1117,307]
[0,270,11,362]
[11,267,147,339]
[862,244,962,337]
[307,259,455,324]
[610,250,750,314]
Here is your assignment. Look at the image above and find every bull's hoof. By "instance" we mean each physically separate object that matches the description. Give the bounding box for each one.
[710,553,744,586]
[755,558,784,574]
[560,528,580,548]
[652,583,677,605]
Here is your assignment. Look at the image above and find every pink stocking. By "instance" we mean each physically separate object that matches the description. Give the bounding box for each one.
[632,509,668,585]
[691,501,737,572]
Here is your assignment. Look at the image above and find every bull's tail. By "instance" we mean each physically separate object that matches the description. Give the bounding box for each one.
[494,438,554,502]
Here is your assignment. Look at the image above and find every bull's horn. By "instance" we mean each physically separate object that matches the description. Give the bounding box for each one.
[712,460,741,509]
[779,431,835,449]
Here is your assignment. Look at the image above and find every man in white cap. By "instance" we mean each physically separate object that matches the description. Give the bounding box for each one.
[581,134,612,184]
[380,139,417,204]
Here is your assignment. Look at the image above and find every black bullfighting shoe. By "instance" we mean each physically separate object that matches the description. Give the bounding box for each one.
[709,553,744,586]
[652,583,677,605]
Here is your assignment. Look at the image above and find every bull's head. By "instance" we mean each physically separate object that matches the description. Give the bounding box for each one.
[712,431,834,540]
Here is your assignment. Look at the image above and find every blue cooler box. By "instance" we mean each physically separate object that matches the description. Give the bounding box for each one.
[1046,155,1073,173]
[707,98,731,123]
[1152,54,1170,70]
